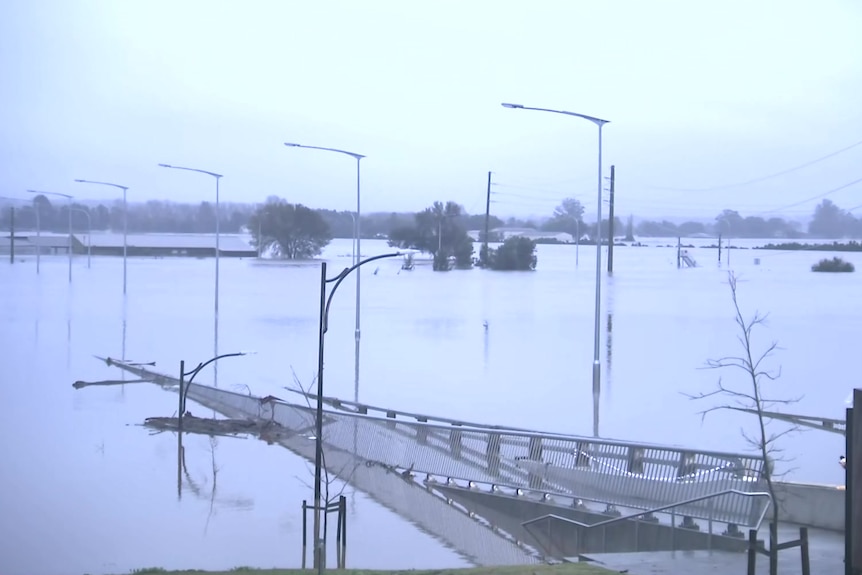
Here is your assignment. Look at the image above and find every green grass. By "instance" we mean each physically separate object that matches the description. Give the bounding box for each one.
[117,564,612,575]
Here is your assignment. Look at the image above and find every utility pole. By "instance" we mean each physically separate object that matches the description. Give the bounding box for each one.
[482,171,491,266]
[8,207,14,264]
[607,165,615,273]
[718,234,722,264]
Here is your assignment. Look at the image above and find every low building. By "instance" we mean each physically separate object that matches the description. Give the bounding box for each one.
[1,232,256,258]
[468,227,575,243]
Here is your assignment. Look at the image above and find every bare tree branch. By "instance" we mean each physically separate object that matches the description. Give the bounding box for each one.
[685,271,802,530]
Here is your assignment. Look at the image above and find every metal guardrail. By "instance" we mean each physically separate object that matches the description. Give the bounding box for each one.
[101,358,771,530]
[521,489,773,558]
[728,407,846,436]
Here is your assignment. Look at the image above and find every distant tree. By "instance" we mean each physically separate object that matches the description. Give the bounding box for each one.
[487,236,537,271]
[387,200,473,271]
[808,199,850,238]
[624,215,635,242]
[543,198,584,236]
[249,199,332,259]
[715,209,744,236]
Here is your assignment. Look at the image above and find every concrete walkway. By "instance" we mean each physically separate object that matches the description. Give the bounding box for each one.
[576,523,845,574]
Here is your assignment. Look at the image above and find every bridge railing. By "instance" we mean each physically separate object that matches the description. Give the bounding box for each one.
[98,359,769,531]
[185,382,769,529]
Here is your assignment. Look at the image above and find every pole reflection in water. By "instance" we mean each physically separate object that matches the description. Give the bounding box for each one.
[483,320,490,373]
[66,317,71,370]
[172,429,252,532]
[120,296,128,398]
[604,273,617,415]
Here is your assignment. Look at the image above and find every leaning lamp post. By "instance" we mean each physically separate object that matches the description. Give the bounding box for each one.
[176,351,254,434]
[312,251,401,573]
[501,102,609,438]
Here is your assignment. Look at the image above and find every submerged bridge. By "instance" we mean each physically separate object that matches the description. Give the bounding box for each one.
[99,357,774,563]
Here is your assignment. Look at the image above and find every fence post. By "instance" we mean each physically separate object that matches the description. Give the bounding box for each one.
[301,499,307,570]
[769,522,778,575]
[799,527,810,575]
[747,529,757,575]
[340,495,347,568]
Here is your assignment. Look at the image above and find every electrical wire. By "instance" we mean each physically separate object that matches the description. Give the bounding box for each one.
[645,139,862,192]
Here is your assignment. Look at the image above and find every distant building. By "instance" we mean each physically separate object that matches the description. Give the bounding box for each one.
[468,227,575,243]
[1,232,257,258]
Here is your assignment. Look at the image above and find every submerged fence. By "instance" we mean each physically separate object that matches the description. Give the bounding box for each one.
[106,358,771,530]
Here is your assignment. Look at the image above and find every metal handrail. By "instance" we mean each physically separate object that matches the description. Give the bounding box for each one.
[280,386,765,461]
[521,488,772,531]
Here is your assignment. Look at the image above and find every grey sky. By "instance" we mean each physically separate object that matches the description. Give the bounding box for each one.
[1,0,860,221]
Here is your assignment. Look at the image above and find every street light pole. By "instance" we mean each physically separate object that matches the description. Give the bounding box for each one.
[314,251,402,573]
[74,180,129,293]
[71,208,92,268]
[501,103,610,438]
[158,164,223,385]
[283,143,366,402]
[27,189,74,283]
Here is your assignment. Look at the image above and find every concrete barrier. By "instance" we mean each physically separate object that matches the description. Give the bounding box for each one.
[775,481,845,531]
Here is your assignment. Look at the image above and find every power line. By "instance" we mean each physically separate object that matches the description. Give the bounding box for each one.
[756,176,862,215]
[646,138,862,193]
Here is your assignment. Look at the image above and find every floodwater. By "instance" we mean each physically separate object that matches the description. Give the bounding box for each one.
[0,238,857,575]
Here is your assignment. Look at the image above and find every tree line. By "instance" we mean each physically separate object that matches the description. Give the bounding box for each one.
[2,194,859,241]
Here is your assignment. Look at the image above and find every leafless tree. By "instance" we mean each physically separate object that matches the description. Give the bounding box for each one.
[289,370,357,514]
[685,271,801,531]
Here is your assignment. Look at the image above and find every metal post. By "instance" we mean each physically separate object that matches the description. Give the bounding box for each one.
[800,527,810,575]
[35,207,40,274]
[8,206,13,264]
[122,187,127,294]
[214,175,220,388]
[314,262,327,573]
[178,360,185,434]
[747,529,757,575]
[67,197,73,283]
[575,219,579,267]
[591,122,604,438]
[302,499,308,569]
[354,157,361,403]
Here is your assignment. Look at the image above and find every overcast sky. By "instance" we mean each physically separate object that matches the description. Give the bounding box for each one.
[1,0,860,221]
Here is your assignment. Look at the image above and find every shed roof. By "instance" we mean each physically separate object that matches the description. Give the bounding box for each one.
[82,233,254,251]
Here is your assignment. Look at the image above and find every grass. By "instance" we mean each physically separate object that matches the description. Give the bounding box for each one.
[119,564,613,575]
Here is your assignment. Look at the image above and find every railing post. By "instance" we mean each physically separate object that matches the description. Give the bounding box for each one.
[670,509,676,551]
[747,529,757,575]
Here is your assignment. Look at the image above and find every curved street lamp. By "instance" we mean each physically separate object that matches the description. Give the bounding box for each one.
[74,179,129,293]
[27,189,74,283]
[501,102,610,438]
[177,351,253,433]
[284,143,366,404]
[312,251,401,573]
[158,164,224,385]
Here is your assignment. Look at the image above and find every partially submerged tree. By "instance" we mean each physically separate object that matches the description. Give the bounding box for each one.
[249,199,332,259]
[387,200,473,270]
[487,236,537,271]
[685,272,800,537]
